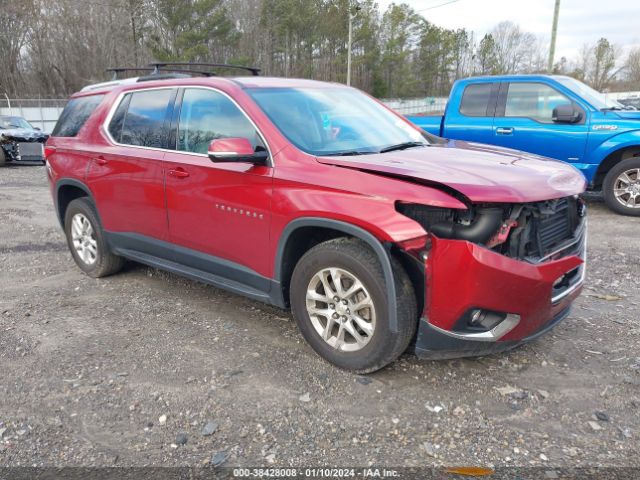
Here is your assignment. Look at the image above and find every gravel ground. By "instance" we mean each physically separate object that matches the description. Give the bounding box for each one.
[0,164,639,469]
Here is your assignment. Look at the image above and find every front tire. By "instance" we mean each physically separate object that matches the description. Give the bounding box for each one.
[603,157,640,216]
[290,237,417,373]
[0,148,7,167]
[64,198,124,278]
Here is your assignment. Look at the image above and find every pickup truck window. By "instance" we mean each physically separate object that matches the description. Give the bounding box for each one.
[504,83,571,123]
[177,88,263,154]
[459,83,493,117]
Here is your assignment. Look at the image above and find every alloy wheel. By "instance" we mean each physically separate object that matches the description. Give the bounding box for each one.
[305,267,376,352]
[613,168,640,209]
[71,213,98,265]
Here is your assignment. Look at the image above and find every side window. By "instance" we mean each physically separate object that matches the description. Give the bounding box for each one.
[109,89,173,147]
[51,94,105,137]
[177,88,263,154]
[107,94,131,143]
[459,83,493,117]
[505,83,572,123]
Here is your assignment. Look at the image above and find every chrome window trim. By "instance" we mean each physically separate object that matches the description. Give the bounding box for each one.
[101,85,274,166]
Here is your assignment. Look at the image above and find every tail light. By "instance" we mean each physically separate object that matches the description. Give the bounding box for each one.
[44,145,56,160]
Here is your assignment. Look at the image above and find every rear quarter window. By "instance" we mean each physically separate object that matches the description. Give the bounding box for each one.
[107,89,173,148]
[51,94,105,137]
[459,83,493,117]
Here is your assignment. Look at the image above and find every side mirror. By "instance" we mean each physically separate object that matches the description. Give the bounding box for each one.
[552,104,582,124]
[34,127,42,131]
[207,138,268,165]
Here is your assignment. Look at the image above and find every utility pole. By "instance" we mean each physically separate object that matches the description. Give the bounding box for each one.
[347,2,361,86]
[548,0,561,72]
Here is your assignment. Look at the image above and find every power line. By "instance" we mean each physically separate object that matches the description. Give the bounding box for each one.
[417,0,462,12]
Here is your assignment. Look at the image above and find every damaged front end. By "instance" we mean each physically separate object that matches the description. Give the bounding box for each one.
[0,127,48,165]
[395,195,587,359]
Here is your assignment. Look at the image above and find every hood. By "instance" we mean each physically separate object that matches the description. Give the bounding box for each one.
[0,127,48,142]
[317,140,587,204]
[614,111,640,121]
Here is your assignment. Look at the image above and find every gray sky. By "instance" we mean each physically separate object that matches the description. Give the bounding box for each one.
[377,0,640,61]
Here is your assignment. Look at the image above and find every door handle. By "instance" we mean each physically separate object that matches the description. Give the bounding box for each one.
[94,157,108,166]
[168,168,190,179]
[496,127,514,135]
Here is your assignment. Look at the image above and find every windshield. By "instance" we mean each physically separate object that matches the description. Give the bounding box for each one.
[0,116,33,130]
[246,87,426,156]
[555,77,624,110]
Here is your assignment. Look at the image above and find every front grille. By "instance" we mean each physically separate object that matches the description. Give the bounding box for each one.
[537,198,571,253]
[17,142,44,161]
[499,196,585,263]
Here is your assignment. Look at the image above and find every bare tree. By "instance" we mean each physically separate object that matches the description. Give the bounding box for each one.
[579,38,621,90]
[490,21,542,74]
[0,0,37,96]
[623,47,640,88]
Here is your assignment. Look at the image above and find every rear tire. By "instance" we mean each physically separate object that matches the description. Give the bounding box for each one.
[290,237,417,373]
[603,157,640,216]
[64,198,124,278]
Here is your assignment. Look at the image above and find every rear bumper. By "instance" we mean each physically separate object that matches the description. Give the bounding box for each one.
[415,231,585,359]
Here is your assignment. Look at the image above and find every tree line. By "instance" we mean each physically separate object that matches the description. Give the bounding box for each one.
[1,0,639,99]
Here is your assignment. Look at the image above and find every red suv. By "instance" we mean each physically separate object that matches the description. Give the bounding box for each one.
[46,65,587,372]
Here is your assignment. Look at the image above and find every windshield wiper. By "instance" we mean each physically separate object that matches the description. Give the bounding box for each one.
[601,106,623,111]
[325,150,375,157]
[379,141,427,153]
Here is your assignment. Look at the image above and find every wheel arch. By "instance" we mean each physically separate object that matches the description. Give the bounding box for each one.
[55,178,95,227]
[593,145,640,190]
[274,217,403,333]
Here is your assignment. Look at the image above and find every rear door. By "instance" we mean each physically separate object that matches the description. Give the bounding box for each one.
[163,87,273,278]
[88,88,176,240]
[442,82,499,144]
[491,81,589,163]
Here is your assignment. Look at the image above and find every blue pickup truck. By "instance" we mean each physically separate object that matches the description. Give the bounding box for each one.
[408,75,640,216]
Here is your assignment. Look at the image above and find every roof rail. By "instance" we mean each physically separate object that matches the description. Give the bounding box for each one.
[82,62,261,92]
[107,67,154,80]
[107,66,213,81]
[149,62,261,76]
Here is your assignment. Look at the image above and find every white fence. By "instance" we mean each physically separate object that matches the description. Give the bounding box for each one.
[0,99,67,133]
[607,91,640,101]
[381,97,448,115]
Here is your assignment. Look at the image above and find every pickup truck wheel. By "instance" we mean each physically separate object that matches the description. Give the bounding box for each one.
[290,237,417,373]
[603,157,640,216]
[64,198,125,278]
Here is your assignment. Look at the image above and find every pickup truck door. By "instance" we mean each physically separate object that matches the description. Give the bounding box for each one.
[491,81,589,164]
[441,82,499,144]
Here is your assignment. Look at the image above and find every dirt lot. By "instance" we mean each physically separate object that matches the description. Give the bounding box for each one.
[1,164,639,470]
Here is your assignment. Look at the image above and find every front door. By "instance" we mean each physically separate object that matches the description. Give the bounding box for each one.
[491,82,589,164]
[163,87,273,279]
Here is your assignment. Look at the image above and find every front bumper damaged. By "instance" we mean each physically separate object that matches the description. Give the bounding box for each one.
[414,230,585,359]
